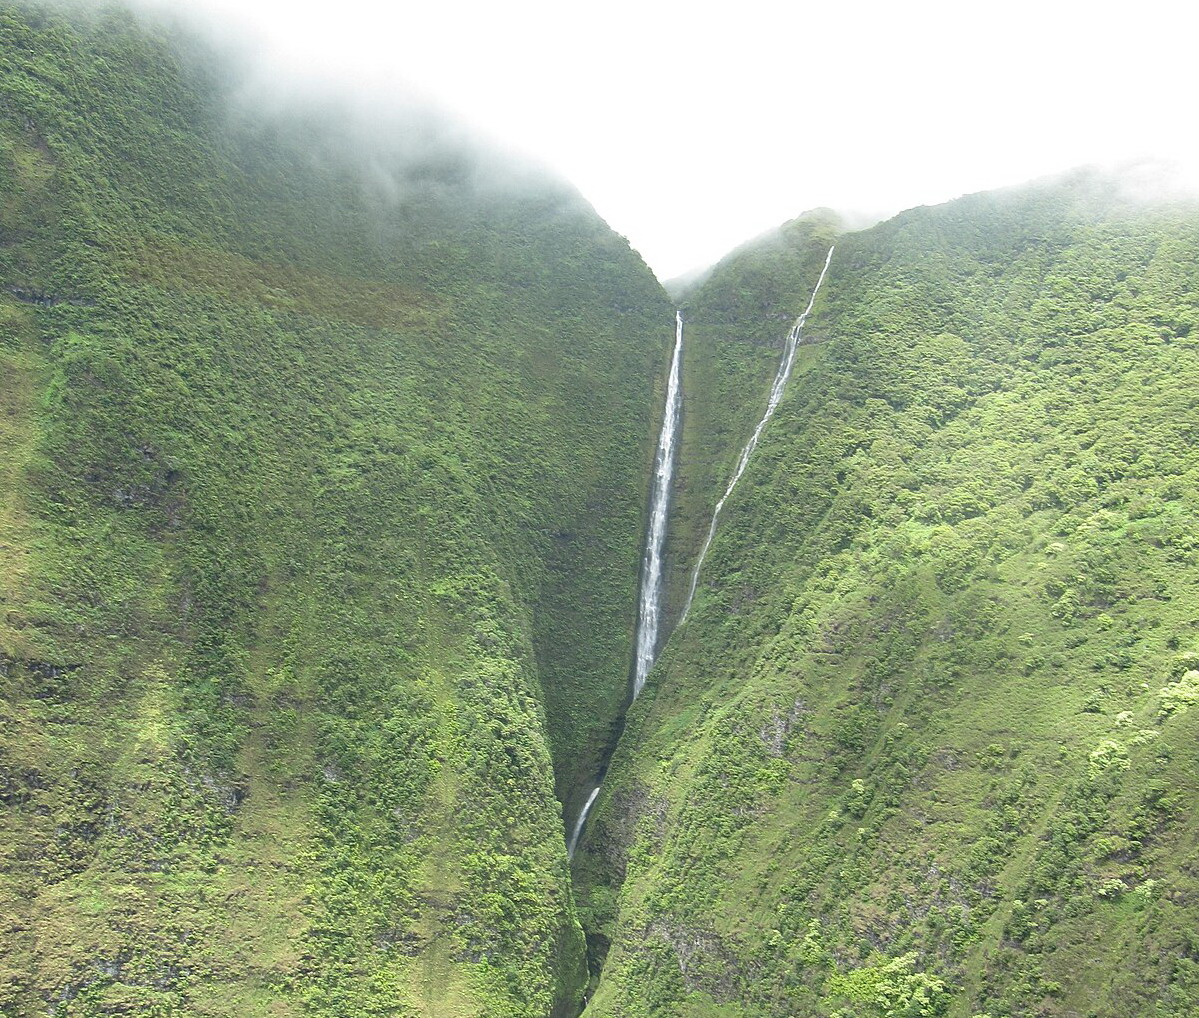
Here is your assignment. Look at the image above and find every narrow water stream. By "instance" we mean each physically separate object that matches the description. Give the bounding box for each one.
[632,310,686,698]
[679,245,834,622]
[566,249,832,857]
[567,311,684,859]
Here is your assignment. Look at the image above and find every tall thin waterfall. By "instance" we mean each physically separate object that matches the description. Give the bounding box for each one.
[567,786,600,860]
[566,312,684,859]
[680,245,834,622]
[632,310,685,698]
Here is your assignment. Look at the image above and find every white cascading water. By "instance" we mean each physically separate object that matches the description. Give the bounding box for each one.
[567,786,601,860]
[680,245,835,622]
[566,311,684,858]
[632,310,686,698]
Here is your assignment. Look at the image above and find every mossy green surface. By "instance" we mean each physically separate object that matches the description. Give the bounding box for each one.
[576,178,1199,1017]
[0,3,672,1014]
[4,4,1199,1016]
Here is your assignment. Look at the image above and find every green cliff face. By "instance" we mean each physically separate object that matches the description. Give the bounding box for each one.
[4,5,1199,1018]
[575,179,1199,1017]
[0,3,672,1015]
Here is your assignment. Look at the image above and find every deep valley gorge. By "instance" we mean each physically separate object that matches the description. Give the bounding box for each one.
[1,4,1198,1017]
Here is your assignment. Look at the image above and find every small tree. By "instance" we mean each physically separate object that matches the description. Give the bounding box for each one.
[824,952,949,1018]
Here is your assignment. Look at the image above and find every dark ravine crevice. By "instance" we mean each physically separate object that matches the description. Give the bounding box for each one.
[554,311,685,1018]
[562,309,685,863]
[562,248,838,1011]
[566,247,837,856]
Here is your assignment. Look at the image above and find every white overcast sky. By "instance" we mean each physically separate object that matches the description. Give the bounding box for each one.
[145,0,1199,280]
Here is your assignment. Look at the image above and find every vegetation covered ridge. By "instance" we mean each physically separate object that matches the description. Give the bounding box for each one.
[4,2,1199,1016]
[573,176,1199,1018]
[0,2,674,1015]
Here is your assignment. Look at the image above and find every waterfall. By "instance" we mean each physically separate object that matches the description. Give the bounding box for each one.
[567,786,601,860]
[566,311,684,858]
[566,252,832,858]
[680,245,834,622]
[632,310,685,698]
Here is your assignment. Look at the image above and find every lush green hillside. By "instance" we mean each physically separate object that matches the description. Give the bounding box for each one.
[0,3,673,1015]
[5,5,1199,1017]
[575,177,1199,1017]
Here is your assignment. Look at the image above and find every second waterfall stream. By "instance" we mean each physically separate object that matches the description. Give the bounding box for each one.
[568,248,832,858]
[680,244,834,621]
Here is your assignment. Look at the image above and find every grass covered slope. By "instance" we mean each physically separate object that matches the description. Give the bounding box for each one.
[575,176,1199,1017]
[0,3,673,1014]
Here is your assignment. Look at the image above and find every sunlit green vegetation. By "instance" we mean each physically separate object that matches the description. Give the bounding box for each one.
[4,4,1199,1016]
[577,177,1199,1018]
[0,3,671,1015]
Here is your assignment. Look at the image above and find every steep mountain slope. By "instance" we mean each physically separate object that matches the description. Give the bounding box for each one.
[0,3,673,1015]
[663,209,843,624]
[575,177,1199,1017]
[6,5,1199,1017]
